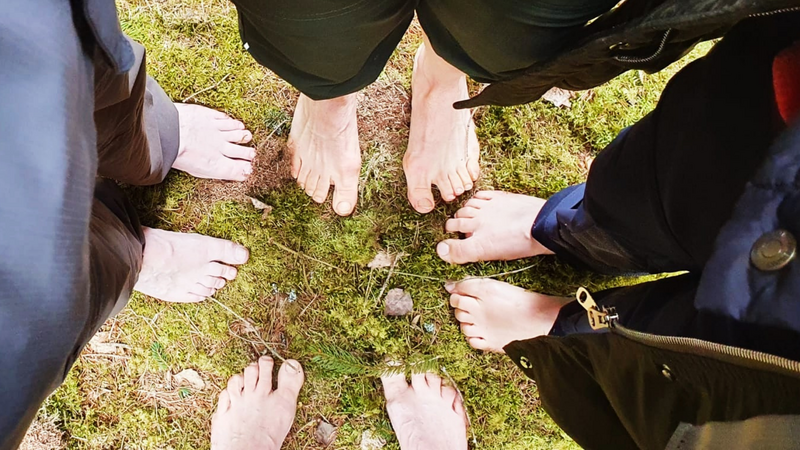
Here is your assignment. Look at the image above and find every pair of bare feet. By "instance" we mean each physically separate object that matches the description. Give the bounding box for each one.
[436,190,572,353]
[211,357,468,450]
[133,103,256,303]
[289,37,480,216]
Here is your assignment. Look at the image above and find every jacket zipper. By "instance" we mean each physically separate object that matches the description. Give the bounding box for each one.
[749,6,800,18]
[575,287,800,375]
[613,6,800,65]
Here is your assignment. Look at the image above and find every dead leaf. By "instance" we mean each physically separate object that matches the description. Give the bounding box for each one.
[314,421,337,446]
[542,87,573,108]
[87,333,129,355]
[250,197,269,210]
[174,369,205,391]
[360,430,386,450]
[367,251,397,269]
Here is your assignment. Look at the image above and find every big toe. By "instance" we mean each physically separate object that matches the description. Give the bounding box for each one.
[275,360,304,399]
[381,372,409,402]
[437,239,482,264]
[407,179,435,214]
[209,239,250,265]
[332,183,358,216]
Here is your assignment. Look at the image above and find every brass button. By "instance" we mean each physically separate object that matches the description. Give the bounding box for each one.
[751,230,796,271]
[661,364,674,381]
[519,356,532,369]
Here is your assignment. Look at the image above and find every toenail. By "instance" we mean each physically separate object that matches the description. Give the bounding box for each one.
[236,247,249,262]
[244,166,253,175]
[336,201,352,214]
[465,184,473,191]
[437,242,450,256]
[417,199,434,210]
[444,281,455,292]
[455,188,464,195]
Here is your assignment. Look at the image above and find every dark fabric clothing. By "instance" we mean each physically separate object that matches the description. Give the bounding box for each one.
[505,327,800,450]
[510,13,800,450]
[458,0,800,109]
[534,13,800,355]
[231,0,619,99]
[0,1,177,444]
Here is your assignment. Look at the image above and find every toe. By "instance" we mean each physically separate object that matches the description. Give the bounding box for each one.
[256,356,275,394]
[191,284,217,298]
[221,143,256,161]
[444,218,476,234]
[216,118,246,131]
[290,146,302,179]
[453,308,474,325]
[332,178,359,217]
[200,276,227,290]
[296,159,313,188]
[467,337,494,352]
[473,191,495,201]
[304,174,322,200]
[215,389,231,415]
[447,277,496,297]
[460,323,483,338]
[424,372,442,392]
[211,240,250,266]
[457,165,473,192]
[406,172,436,214]
[437,177,457,203]
[207,262,238,281]
[311,176,331,204]
[275,360,305,399]
[454,206,478,219]
[452,390,468,422]
[380,372,409,401]
[218,159,252,181]
[449,293,480,313]
[221,129,253,145]
[243,362,259,392]
[437,238,484,264]
[448,173,465,198]
[411,372,431,394]
[441,386,458,405]
[227,374,245,399]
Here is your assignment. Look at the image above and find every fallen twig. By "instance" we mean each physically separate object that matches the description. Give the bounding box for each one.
[183,73,230,103]
[269,239,345,273]
[209,297,300,372]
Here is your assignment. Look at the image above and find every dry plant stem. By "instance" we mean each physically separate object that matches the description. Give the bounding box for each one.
[208,297,300,372]
[375,254,401,304]
[265,119,287,140]
[390,263,539,284]
[182,73,230,103]
[269,238,345,273]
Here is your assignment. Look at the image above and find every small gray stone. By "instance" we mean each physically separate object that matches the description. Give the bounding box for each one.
[384,288,413,316]
[314,421,337,447]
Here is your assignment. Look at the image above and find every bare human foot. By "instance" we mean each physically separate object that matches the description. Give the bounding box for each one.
[381,372,468,450]
[437,191,554,264]
[211,357,305,450]
[133,227,249,303]
[172,103,256,182]
[445,278,571,353]
[289,93,361,216]
[404,37,480,214]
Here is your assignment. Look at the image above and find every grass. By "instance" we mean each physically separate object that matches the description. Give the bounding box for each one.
[31,1,711,448]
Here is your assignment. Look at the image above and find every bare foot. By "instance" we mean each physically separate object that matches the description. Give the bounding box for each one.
[211,357,305,450]
[437,191,554,264]
[289,93,361,216]
[404,40,480,214]
[381,372,468,450]
[172,104,255,181]
[133,227,249,303]
[445,278,571,353]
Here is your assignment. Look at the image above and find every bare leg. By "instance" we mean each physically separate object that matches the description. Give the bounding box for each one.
[133,228,249,303]
[381,372,468,450]
[210,357,304,450]
[289,93,361,216]
[437,191,554,264]
[172,104,256,182]
[446,278,571,353]
[404,35,480,214]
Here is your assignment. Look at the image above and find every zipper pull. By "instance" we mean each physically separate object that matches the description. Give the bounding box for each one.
[576,287,619,330]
